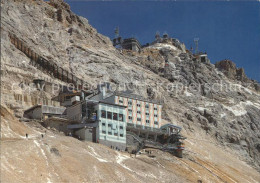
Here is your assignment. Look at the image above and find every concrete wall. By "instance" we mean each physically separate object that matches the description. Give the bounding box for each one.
[24,107,42,119]
[42,105,66,115]
[75,127,96,142]
[61,100,72,107]
[67,103,82,122]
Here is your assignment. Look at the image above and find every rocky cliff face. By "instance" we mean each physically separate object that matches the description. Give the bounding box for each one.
[215,60,247,82]
[1,0,260,182]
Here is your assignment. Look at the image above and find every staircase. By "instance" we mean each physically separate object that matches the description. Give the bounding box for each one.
[8,33,87,89]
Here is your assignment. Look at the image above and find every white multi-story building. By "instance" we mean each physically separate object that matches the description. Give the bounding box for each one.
[89,84,162,129]
[114,92,162,128]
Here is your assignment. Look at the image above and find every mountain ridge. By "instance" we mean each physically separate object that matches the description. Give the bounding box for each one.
[1,0,260,182]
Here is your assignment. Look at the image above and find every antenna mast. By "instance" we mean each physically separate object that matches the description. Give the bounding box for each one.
[114,26,119,38]
[113,26,123,47]
[194,38,199,54]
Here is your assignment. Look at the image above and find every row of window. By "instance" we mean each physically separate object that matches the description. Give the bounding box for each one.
[128,106,158,110]
[119,100,158,110]
[102,130,124,137]
[101,122,124,137]
[128,110,158,117]
[101,110,124,122]
[128,116,158,125]
[102,123,124,130]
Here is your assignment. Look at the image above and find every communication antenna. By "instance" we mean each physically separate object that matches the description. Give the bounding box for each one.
[155,31,160,37]
[190,45,193,53]
[114,26,119,38]
[194,38,199,54]
[113,26,123,47]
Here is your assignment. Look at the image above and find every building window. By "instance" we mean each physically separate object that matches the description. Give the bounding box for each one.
[113,113,118,120]
[114,128,118,136]
[128,116,132,120]
[119,100,123,103]
[146,112,149,116]
[128,109,132,112]
[101,110,106,118]
[154,115,158,117]
[137,118,141,121]
[154,107,157,110]
[145,104,149,109]
[119,114,124,122]
[137,111,141,114]
[146,120,150,124]
[128,101,132,105]
[120,134,124,137]
[102,130,106,134]
[120,126,123,130]
[137,104,141,107]
[102,123,105,126]
[107,112,112,119]
[108,124,112,135]
[154,121,158,125]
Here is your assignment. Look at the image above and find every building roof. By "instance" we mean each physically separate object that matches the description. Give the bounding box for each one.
[24,104,42,113]
[67,99,127,110]
[24,104,66,115]
[98,100,127,108]
[52,89,93,101]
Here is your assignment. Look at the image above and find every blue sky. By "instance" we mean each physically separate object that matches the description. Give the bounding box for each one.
[66,1,260,81]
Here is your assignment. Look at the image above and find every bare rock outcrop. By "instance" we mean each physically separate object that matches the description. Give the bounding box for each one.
[215,59,248,82]
[1,0,260,182]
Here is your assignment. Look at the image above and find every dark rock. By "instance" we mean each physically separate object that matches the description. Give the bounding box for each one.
[56,9,63,22]
[256,144,260,153]
[185,112,193,121]
[203,110,217,127]
[50,147,61,157]
[254,83,260,91]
